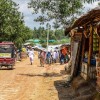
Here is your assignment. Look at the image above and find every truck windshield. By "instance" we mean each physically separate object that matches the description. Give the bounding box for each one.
[0,45,12,53]
[0,45,13,58]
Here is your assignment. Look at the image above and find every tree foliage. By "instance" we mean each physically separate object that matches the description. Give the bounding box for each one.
[32,26,65,42]
[29,0,99,29]
[29,0,83,28]
[32,26,68,46]
[0,0,33,48]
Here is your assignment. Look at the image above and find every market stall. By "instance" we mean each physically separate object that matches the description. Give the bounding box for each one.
[65,7,100,88]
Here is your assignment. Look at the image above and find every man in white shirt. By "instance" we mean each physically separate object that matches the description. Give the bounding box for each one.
[28,47,34,65]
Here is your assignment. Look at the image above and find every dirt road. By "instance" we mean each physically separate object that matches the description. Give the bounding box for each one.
[0,52,74,100]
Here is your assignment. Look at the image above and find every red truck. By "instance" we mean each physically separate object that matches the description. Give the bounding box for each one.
[0,42,15,69]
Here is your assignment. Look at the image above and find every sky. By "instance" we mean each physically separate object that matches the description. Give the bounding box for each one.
[12,0,99,30]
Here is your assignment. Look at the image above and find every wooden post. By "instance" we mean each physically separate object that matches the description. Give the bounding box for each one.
[87,25,93,80]
[81,34,86,61]
[99,37,100,57]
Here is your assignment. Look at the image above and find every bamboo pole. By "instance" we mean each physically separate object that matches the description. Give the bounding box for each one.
[87,25,93,80]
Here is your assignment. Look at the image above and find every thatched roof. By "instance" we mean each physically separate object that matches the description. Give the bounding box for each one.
[65,7,100,36]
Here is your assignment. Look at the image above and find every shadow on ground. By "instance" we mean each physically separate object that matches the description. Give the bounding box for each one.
[54,80,75,100]
[18,72,62,77]
[60,70,67,75]
[0,68,15,70]
[54,76,97,100]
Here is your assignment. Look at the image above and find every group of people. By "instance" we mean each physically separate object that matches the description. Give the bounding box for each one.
[39,50,60,67]
[26,46,70,67]
[38,48,70,67]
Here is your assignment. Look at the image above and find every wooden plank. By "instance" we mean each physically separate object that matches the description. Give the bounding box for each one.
[88,25,93,66]
[99,37,100,57]
[71,42,79,76]
[81,35,86,62]
[87,25,93,80]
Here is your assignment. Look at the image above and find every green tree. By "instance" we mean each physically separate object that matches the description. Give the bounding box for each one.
[29,0,83,28]
[29,0,99,29]
[0,0,33,48]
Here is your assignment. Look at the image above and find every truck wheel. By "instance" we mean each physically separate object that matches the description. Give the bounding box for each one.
[10,66,13,70]
[8,66,13,70]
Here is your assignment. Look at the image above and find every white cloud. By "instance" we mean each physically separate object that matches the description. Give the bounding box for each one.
[84,1,99,12]
[12,0,41,29]
[13,0,32,16]
[13,0,27,4]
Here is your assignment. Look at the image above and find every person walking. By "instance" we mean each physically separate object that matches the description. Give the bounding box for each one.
[60,52,65,65]
[28,47,34,65]
[46,51,51,64]
[53,50,57,63]
[39,50,45,67]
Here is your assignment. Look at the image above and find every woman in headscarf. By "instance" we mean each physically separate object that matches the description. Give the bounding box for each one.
[39,50,45,67]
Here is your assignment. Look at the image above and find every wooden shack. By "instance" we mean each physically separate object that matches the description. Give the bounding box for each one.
[65,7,100,90]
